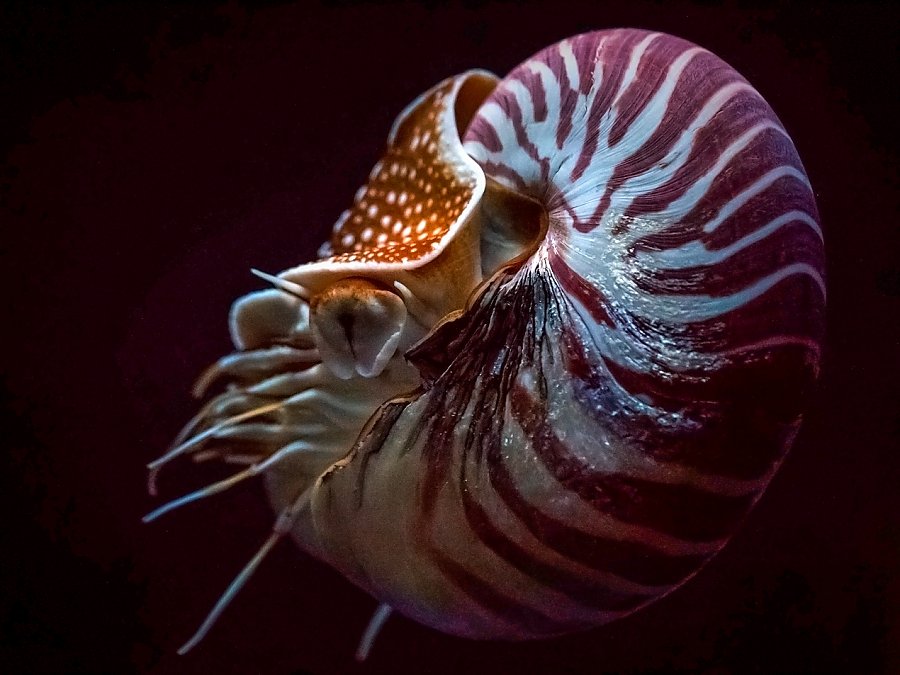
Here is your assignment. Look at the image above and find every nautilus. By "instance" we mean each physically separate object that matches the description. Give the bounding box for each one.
[147,28,824,657]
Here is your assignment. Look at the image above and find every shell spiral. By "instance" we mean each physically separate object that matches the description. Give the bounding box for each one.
[148,29,824,648]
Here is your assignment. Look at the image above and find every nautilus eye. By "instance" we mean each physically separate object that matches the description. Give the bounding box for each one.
[308,278,409,380]
[147,28,824,657]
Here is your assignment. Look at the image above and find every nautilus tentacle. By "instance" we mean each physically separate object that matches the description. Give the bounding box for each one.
[148,28,823,652]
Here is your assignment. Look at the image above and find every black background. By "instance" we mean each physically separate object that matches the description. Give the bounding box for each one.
[2,1,898,673]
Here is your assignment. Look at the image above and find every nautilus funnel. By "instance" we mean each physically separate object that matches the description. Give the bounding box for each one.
[147,28,824,653]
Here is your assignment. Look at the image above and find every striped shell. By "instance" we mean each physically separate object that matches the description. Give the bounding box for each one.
[147,29,824,653]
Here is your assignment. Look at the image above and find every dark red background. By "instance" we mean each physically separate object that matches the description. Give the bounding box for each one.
[2,1,898,673]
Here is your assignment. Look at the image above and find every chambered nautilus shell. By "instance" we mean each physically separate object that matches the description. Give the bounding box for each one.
[146,28,824,657]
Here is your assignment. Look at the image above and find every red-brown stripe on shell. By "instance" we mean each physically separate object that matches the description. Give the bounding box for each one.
[147,29,823,654]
